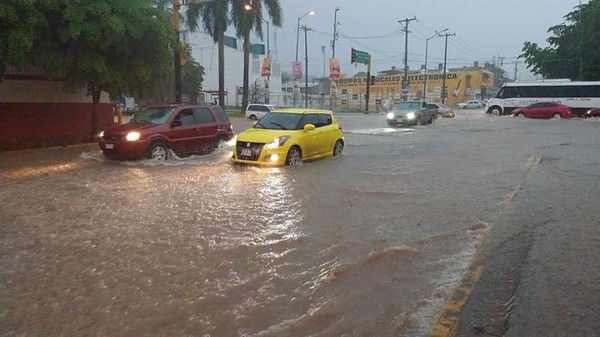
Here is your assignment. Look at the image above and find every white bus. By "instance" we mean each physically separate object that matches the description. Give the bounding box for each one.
[486,80,600,116]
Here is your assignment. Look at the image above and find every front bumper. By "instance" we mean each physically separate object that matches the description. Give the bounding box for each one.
[387,117,416,126]
[98,139,148,160]
[231,141,288,166]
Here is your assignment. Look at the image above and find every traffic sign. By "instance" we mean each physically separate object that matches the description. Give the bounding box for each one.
[351,48,369,65]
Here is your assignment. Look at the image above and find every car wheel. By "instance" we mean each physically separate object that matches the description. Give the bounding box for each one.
[518,112,526,118]
[214,136,228,151]
[489,106,502,115]
[285,146,302,165]
[249,115,257,121]
[333,140,344,156]
[416,117,423,126]
[552,113,562,119]
[149,142,169,161]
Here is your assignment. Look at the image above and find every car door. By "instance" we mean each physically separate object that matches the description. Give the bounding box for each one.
[166,108,199,153]
[528,103,546,118]
[427,103,440,118]
[192,107,220,151]
[317,113,338,154]
[299,114,321,157]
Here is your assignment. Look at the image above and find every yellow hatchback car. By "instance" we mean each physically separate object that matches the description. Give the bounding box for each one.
[230,109,344,166]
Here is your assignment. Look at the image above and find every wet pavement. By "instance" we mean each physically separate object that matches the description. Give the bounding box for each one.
[2,111,600,336]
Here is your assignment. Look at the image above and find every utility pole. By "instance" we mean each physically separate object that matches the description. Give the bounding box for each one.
[332,7,340,58]
[440,32,455,105]
[398,17,416,100]
[303,26,311,108]
[514,60,519,81]
[172,0,182,103]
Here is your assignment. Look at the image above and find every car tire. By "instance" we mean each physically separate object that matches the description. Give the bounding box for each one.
[249,114,257,121]
[149,142,169,161]
[333,140,344,156]
[518,112,526,118]
[489,106,502,115]
[416,117,423,126]
[214,135,228,151]
[285,146,302,165]
[552,113,562,119]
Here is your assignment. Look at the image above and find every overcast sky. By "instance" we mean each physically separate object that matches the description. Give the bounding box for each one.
[260,0,584,80]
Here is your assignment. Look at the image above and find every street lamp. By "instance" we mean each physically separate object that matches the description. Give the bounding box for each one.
[295,10,314,62]
[423,28,448,101]
[261,17,270,58]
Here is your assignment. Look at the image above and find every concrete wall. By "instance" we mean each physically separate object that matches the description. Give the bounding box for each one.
[0,77,113,151]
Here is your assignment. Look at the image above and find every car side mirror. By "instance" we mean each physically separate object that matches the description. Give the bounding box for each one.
[171,120,182,127]
[303,124,316,132]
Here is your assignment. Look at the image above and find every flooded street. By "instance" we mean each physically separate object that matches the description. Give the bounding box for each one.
[2,111,599,336]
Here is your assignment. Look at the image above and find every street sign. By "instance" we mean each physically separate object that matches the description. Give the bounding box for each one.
[351,48,369,65]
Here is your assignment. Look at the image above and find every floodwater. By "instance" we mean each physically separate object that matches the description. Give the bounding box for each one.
[2,112,598,336]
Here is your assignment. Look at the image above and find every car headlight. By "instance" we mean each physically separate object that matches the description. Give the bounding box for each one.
[386,112,395,119]
[266,135,291,149]
[227,135,237,147]
[125,131,141,141]
[406,112,416,120]
[98,131,104,138]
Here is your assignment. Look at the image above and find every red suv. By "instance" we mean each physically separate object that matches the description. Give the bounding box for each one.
[99,104,234,160]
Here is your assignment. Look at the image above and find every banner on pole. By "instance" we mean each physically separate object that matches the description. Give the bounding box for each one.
[329,58,341,80]
[262,58,272,77]
[292,61,303,79]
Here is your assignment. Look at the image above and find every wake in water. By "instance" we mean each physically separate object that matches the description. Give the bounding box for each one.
[79,147,232,167]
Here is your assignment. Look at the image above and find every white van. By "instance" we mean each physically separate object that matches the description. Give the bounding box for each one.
[245,104,277,120]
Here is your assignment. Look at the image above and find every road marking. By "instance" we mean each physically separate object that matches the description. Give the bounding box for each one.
[428,154,541,336]
[429,264,484,337]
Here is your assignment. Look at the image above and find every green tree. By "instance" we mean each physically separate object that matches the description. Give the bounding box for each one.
[0,0,46,80]
[520,0,600,80]
[181,56,205,102]
[7,0,175,138]
[231,0,282,113]
[186,0,229,108]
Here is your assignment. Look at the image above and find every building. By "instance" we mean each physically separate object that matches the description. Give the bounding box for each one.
[333,64,495,111]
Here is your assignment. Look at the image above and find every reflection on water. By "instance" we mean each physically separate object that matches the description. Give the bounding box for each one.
[2,113,534,336]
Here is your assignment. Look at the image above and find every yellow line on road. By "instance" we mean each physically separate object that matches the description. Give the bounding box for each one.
[428,153,541,337]
[429,264,484,337]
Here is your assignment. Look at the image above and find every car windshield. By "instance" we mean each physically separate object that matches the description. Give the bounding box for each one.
[132,107,174,124]
[395,102,422,111]
[254,113,302,130]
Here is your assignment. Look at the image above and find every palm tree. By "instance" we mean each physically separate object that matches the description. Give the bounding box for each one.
[231,0,282,114]
[186,0,229,109]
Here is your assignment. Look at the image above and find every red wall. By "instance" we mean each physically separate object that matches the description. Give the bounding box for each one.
[0,102,113,151]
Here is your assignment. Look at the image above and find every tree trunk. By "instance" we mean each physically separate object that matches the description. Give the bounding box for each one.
[90,85,101,140]
[218,27,225,109]
[241,27,250,114]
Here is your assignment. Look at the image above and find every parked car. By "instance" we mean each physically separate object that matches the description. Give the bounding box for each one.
[99,104,234,160]
[457,100,486,109]
[231,109,344,166]
[428,102,455,118]
[512,102,572,119]
[245,103,278,120]
[386,101,437,126]
[583,108,600,118]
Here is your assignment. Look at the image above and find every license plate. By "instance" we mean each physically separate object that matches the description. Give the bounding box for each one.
[105,143,114,149]
[241,148,252,156]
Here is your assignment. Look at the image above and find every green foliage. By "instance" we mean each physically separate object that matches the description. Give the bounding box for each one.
[0,0,46,79]
[181,56,205,102]
[521,0,600,80]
